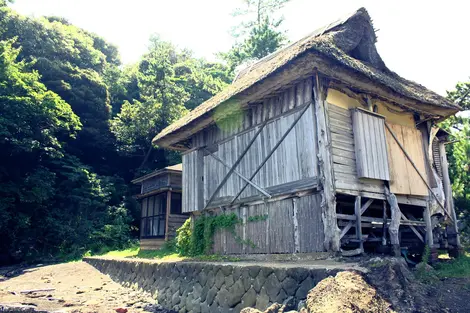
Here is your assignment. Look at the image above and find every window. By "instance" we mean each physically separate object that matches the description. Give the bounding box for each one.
[351,108,390,181]
[140,193,167,238]
[171,193,183,214]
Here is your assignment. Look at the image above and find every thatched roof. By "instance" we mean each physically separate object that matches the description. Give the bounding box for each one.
[153,8,460,148]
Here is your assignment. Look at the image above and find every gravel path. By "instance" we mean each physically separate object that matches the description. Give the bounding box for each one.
[0,262,156,313]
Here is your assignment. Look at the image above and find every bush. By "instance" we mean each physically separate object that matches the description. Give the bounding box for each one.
[176,218,192,256]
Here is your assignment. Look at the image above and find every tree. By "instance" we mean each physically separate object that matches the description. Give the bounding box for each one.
[111,36,230,172]
[444,80,470,242]
[0,7,121,175]
[220,0,290,74]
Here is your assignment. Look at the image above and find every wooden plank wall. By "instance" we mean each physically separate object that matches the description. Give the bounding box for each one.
[167,214,188,239]
[328,104,384,194]
[212,193,323,254]
[182,150,204,213]
[351,109,390,180]
[386,123,428,196]
[196,78,317,206]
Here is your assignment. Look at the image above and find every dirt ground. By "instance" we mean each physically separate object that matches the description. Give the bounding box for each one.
[0,262,155,313]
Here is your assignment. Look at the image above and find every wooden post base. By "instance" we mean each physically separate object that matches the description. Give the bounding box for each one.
[391,244,401,257]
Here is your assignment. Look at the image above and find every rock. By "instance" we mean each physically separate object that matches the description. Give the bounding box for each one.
[295,276,313,299]
[264,303,284,313]
[240,308,263,313]
[115,308,128,313]
[305,271,394,313]
[241,287,257,308]
[255,287,270,310]
[281,276,298,296]
[226,280,245,307]
[215,270,226,289]
[206,287,218,306]
[264,274,281,301]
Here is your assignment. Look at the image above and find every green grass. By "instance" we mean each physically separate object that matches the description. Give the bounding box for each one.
[435,253,470,278]
[93,242,242,263]
[101,246,140,258]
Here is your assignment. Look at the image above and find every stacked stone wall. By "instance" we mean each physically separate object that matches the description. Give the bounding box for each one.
[84,258,339,313]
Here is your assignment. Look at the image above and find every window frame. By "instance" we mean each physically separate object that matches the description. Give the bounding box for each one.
[140,193,167,239]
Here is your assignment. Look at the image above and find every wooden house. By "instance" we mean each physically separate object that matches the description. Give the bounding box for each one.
[152,8,461,256]
[132,164,188,250]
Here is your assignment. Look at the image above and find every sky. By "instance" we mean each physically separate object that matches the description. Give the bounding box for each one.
[10,0,470,96]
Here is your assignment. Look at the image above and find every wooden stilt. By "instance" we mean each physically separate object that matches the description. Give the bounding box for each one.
[385,187,401,256]
[423,202,434,248]
[354,196,363,253]
[382,200,387,246]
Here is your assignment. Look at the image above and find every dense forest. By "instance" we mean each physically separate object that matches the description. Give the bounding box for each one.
[0,0,468,263]
[0,0,293,262]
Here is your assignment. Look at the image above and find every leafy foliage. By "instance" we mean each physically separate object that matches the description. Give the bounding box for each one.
[220,0,290,74]
[0,5,231,263]
[443,80,470,244]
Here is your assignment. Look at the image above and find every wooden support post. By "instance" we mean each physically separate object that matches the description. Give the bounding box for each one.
[385,187,401,256]
[382,201,387,246]
[423,202,434,248]
[439,142,461,253]
[340,199,374,239]
[355,196,363,253]
[314,74,340,252]
[165,190,171,241]
[293,197,300,253]
[242,206,247,254]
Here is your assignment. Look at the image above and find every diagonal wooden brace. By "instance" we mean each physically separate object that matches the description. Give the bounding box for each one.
[205,149,271,198]
[229,102,313,205]
[203,121,267,210]
[340,198,374,239]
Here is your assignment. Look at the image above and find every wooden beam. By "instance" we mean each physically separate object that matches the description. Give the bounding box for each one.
[314,74,340,252]
[355,196,363,253]
[339,198,374,239]
[337,214,426,227]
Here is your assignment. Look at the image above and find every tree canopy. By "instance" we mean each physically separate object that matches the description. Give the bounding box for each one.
[0,5,230,262]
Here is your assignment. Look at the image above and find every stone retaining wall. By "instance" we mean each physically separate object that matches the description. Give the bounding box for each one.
[84,258,340,313]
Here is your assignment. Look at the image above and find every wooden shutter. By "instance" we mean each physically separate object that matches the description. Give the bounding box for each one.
[182,149,204,213]
[351,109,390,180]
[385,123,428,196]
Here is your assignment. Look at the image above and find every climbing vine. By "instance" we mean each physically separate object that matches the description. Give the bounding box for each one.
[176,213,269,256]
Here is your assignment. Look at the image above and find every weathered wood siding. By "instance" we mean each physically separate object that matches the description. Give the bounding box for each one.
[182,150,204,212]
[167,214,188,239]
[141,174,169,194]
[191,78,317,207]
[169,173,182,188]
[351,109,390,181]
[328,104,384,194]
[385,123,428,196]
[211,193,323,254]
